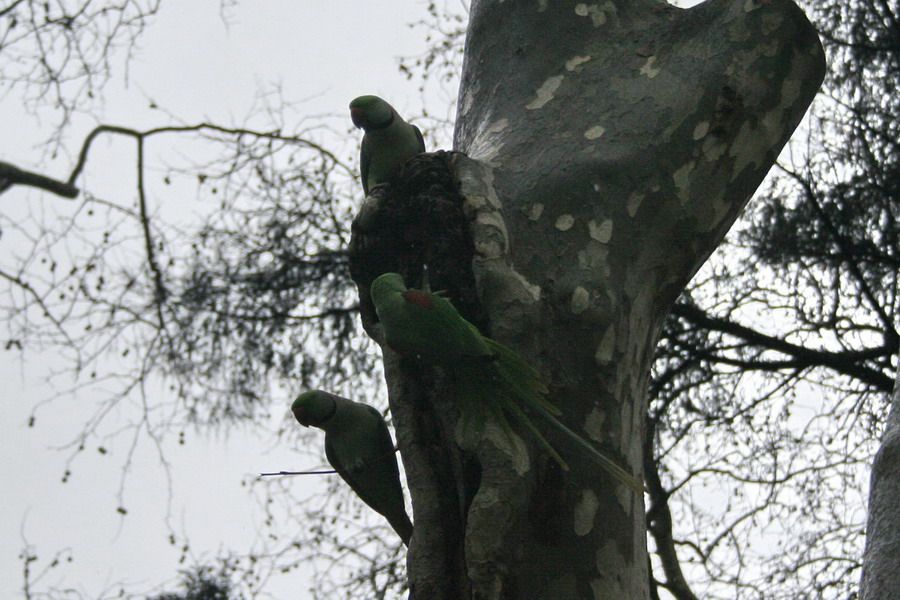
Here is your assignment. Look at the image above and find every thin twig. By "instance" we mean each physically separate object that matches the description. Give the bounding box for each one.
[259,469,336,477]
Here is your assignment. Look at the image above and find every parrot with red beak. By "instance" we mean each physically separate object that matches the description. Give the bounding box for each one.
[291,390,413,545]
[349,95,425,195]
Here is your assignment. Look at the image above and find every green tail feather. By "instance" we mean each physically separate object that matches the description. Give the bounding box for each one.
[495,393,569,470]
[525,399,645,495]
[486,339,643,494]
[451,338,644,495]
[452,363,507,448]
[485,339,557,416]
[449,341,570,470]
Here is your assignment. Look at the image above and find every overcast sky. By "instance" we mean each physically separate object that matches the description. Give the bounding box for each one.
[1,2,444,597]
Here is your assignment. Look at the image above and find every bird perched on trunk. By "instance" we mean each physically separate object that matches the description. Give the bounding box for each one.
[369,272,644,495]
[291,390,413,545]
[349,95,425,195]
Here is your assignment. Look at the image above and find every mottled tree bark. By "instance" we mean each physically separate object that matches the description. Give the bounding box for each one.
[860,364,900,599]
[351,1,824,598]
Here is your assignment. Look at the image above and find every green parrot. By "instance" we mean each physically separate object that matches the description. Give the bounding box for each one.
[349,95,425,195]
[291,390,413,545]
[369,272,644,495]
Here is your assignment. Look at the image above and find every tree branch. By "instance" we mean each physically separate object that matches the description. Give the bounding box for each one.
[671,303,895,392]
[0,268,76,348]
[67,122,354,186]
[0,0,26,19]
[134,136,168,313]
[644,415,700,600]
[0,161,79,198]
[777,164,899,347]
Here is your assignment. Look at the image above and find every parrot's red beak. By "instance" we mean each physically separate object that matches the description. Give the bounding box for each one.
[292,406,309,427]
[350,107,366,129]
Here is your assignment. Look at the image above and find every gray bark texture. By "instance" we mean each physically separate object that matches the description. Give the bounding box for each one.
[860,364,900,599]
[351,1,824,599]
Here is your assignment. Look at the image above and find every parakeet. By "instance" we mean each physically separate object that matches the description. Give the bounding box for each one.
[369,272,644,494]
[292,390,413,545]
[349,95,425,195]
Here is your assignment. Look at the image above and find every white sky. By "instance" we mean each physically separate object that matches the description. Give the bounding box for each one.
[1,2,441,598]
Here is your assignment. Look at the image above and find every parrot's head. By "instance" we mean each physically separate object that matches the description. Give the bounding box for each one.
[291,390,337,428]
[349,95,394,131]
[370,272,407,301]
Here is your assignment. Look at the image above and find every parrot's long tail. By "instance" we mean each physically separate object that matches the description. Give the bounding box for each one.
[450,351,567,469]
[488,338,645,495]
[524,398,645,495]
[495,390,570,470]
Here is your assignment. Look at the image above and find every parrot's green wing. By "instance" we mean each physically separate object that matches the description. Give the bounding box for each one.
[400,289,492,359]
[371,274,491,362]
[324,405,412,545]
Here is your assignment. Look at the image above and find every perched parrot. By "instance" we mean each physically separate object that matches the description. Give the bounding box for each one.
[349,95,425,195]
[291,390,413,545]
[369,272,644,494]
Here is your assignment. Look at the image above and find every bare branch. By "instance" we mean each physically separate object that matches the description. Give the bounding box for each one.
[645,414,699,600]
[671,302,895,392]
[0,161,79,198]
[67,122,356,186]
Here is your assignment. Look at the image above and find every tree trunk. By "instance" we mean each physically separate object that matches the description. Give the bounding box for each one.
[860,363,900,599]
[351,1,824,598]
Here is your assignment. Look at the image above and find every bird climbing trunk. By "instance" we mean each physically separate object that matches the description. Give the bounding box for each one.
[350,1,824,598]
